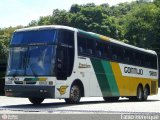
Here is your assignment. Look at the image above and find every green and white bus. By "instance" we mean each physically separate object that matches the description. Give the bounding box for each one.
[5,25,158,104]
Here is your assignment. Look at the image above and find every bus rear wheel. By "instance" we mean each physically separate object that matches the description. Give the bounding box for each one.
[103,97,119,102]
[143,86,149,101]
[65,84,81,104]
[137,86,143,101]
[130,86,143,101]
[29,98,44,105]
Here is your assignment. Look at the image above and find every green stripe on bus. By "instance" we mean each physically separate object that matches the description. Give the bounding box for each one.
[101,61,120,96]
[91,58,120,97]
[78,30,100,40]
[91,58,112,96]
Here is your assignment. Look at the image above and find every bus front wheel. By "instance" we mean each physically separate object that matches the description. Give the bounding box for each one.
[65,84,81,104]
[29,98,44,105]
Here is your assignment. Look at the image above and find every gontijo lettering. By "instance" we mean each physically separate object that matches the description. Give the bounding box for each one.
[124,67,143,75]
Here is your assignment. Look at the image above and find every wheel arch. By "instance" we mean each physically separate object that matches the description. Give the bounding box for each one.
[137,83,143,90]
[136,83,143,95]
[71,79,84,97]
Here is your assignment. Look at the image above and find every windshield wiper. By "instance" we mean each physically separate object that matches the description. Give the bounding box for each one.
[30,64,38,77]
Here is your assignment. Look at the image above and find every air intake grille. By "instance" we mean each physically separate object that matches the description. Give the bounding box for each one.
[151,81,156,94]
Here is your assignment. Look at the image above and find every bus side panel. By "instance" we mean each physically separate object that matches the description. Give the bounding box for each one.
[90,58,120,97]
[111,62,158,96]
[89,58,158,97]
[86,58,103,97]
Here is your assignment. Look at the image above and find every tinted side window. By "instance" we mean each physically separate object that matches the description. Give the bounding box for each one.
[95,41,104,58]
[152,55,157,69]
[78,35,86,55]
[140,54,145,67]
[103,42,111,59]
[111,45,124,62]
[135,52,142,66]
[144,54,157,69]
[77,34,95,56]
[124,49,130,64]
[111,45,118,61]
[58,30,74,46]
[116,46,124,61]
[86,37,95,55]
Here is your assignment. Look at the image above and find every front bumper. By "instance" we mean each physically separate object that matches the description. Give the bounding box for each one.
[5,85,55,98]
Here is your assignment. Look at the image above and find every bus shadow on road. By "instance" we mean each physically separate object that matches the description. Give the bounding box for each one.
[1,99,159,111]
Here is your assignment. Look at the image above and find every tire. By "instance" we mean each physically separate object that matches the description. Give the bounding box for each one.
[103,97,119,102]
[65,84,81,104]
[129,86,143,101]
[143,86,149,101]
[29,98,44,105]
[137,86,143,101]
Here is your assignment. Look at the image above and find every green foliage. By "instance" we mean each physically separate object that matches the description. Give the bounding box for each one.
[0,26,23,61]
[38,16,52,25]
[28,20,38,26]
[51,9,71,25]
[154,0,160,7]
[70,4,81,13]
[119,2,159,50]
[1,1,160,61]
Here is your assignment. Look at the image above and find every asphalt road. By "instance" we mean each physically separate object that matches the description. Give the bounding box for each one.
[0,89,160,115]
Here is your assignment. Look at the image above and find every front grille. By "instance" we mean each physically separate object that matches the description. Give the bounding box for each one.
[151,81,156,94]
[14,81,36,84]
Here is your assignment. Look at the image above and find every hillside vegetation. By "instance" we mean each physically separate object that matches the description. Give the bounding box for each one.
[0,0,160,61]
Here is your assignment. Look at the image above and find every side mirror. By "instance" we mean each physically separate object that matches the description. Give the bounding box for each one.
[56,47,63,71]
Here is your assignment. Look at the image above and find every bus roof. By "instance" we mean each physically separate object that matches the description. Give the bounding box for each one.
[15,25,76,32]
[15,25,157,55]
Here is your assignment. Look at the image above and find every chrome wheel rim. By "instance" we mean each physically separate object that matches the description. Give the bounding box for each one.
[70,85,80,102]
[138,87,143,100]
[144,88,148,99]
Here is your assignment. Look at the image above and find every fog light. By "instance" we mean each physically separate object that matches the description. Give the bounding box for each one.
[44,90,47,93]
[40,90,43,92]
[40,89,48,93]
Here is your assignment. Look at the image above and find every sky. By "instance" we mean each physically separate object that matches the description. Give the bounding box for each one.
[0,0,135,28]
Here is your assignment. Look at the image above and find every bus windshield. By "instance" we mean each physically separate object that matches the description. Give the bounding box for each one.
[11,29,56,45]
[7,30,57,76]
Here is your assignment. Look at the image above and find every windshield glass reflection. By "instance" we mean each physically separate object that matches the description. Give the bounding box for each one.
[7,46,56,76]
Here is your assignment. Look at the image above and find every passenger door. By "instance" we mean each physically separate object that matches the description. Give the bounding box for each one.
[56,29,75,80]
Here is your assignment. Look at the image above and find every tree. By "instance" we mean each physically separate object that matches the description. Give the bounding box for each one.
[0,26,23,59]
[154,0,160,7]
[38,16,52,25]
[28,20,38,26]
[1,1,160,59]
[70,4,81,13]
[50,9,71,25]
[120,3,158,48]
